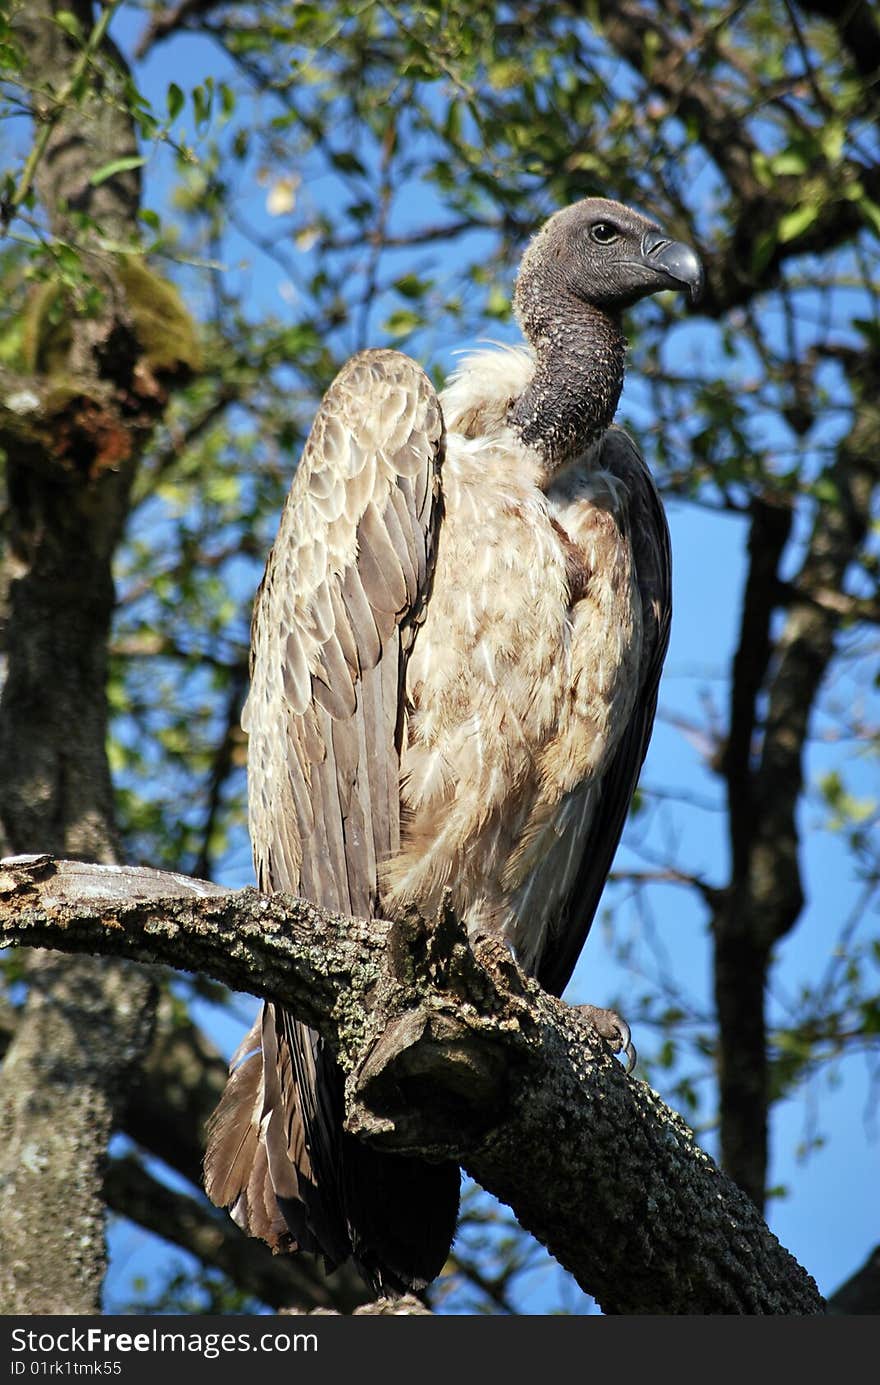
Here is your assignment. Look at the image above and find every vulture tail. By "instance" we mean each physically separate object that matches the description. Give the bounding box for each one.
[204,1002,460,1297]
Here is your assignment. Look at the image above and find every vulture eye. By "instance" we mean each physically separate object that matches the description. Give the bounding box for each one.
[589,222,619,245]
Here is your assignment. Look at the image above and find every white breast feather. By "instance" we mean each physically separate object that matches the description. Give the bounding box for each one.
[440,344,536,433]
[377,346,643,976]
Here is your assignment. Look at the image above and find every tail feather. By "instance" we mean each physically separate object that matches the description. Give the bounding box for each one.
[202,1014,263,1211]
[342,1133,461,1294]
[204,1001,460,1294]
[262,1005,351,1266]
[204,1015,293,1251]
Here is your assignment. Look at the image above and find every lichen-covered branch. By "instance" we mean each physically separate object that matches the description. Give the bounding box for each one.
[0,854,824,1314]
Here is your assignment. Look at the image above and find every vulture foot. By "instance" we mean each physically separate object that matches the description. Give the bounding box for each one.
[572,1003,636,1073]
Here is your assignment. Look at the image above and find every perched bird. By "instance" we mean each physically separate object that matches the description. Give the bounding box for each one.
[205,198,702,1296]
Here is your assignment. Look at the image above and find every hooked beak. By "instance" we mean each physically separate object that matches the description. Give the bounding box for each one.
[641,228,704,304]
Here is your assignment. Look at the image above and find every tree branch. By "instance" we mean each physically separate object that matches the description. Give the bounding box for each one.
[0,0,126,233]
[826,1246,880,1315]
[0,854,824,1315]
[0,990,371,1312]
[134,0,237,59]
[104,1155,368,1313]
[584,0,880,313]
[796,0,880,87]
[722,497,795,882]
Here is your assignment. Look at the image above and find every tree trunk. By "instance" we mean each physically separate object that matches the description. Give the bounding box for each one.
[0,0,168,1312]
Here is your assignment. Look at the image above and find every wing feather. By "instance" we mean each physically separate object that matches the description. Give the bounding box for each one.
[357,500,408,613]
[313,630,357,720]
[359,659,395,872]
[383,488,419,603]
[388,485,419,588]
[329,579,359,674]
[398,476,430,587]
[341,563,382,668]
[536,427,672,998]
[243,348,444,913]
[281,630,311,715]
[212,353,448,1273]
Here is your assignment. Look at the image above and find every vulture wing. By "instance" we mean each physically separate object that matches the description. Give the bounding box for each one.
[536,427,672,999]
[244,347,444,910]
[205,349,460,1293]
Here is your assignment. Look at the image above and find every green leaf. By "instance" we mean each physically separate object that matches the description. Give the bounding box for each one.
[768,150,808,177]
[383,308,422,338]
[859,1000,880,1036]
[858,197,880,237]
[330,149,367,177]
[820,120,845,164]
[55,10,83,41]
[811,474,840,506]
[166,82,184,122]
[777,203,819,243]
[393,273,429,300]
[0,39,24,72]
[486,284,509,319]
[444,101,462,143]
[852,316,880,344]
[89,155,147,187]
[192,82,213,129]
[750,152,774,188]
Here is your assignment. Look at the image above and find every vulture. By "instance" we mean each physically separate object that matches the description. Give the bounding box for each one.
[205,198,702,1296]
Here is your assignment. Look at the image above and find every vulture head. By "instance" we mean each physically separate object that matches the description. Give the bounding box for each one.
[513,196,703,337]
[508,197,702,465]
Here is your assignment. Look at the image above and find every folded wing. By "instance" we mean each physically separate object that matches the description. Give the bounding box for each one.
[536,426,672,998]
[205,349,460,1293]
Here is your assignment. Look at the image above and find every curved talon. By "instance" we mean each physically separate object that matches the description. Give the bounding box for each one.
[614,1015,635,1072]
[572,1002,636,1073]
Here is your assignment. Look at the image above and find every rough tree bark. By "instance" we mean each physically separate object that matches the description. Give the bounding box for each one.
[0,0,170,1312]
[0,855,825,1315]
[0,987,369,1314]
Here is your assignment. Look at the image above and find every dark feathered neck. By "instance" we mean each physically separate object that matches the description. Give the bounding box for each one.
[507,297,626,475]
